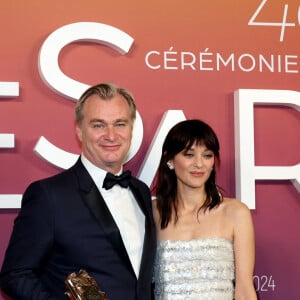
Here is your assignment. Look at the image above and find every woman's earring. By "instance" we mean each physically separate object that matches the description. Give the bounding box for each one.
[167,162,174,170]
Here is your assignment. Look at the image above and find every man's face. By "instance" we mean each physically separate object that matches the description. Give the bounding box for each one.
[76,94,134,173]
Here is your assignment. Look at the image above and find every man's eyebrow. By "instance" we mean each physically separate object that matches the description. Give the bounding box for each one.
[89,118,129,124]
[115,118,129,123]
[89,118,105,123]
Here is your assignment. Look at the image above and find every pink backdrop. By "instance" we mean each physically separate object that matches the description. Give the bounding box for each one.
[1,1,299,299]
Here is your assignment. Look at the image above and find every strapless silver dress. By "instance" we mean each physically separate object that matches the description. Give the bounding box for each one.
[154,238,235,300]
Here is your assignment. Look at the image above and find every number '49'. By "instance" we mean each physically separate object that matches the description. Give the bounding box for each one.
[248,0,297,42]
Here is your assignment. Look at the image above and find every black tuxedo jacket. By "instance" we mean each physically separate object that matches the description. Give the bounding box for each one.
[0,158,156,300]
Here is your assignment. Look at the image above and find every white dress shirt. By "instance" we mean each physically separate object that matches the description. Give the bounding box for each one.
[81,155,145,278]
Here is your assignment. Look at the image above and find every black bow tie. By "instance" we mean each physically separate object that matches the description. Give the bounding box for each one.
[102,170,132,190]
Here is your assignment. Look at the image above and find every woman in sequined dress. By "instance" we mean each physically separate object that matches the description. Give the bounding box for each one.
[152,119,257,300]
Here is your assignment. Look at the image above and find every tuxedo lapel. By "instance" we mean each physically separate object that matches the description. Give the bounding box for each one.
[73,159,132,271]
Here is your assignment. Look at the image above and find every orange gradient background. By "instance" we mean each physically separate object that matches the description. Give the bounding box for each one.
[0,1,299,299]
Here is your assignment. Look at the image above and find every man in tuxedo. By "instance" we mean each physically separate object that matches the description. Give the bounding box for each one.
[0,83,156,300]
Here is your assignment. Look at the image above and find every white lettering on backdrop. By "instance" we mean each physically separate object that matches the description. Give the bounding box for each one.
[234,89,300,209]
[0,22,299,208]
[36,22,143,167]
[0,82,18,148]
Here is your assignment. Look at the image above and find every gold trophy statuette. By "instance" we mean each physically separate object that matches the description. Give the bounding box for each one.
[65,269,109,300]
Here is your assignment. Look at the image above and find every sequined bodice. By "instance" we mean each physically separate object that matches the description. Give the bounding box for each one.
[154,238,235,300]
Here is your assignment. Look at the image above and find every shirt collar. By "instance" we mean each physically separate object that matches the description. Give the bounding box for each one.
[80,154,123,188]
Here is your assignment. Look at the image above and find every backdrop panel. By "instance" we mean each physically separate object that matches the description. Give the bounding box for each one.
[0,1,299,299]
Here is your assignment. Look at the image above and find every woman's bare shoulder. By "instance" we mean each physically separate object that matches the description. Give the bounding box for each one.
[222,197,251,219]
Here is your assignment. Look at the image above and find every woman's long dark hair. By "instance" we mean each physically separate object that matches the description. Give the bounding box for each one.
[152,119,223,229]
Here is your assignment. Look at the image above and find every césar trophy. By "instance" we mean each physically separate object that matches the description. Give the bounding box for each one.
[65,269,109,300]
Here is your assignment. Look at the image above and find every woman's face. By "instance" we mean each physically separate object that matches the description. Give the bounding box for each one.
[169,142,215,189]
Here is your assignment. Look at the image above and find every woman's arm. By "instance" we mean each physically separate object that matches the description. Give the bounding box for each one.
[232,201,258,300]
